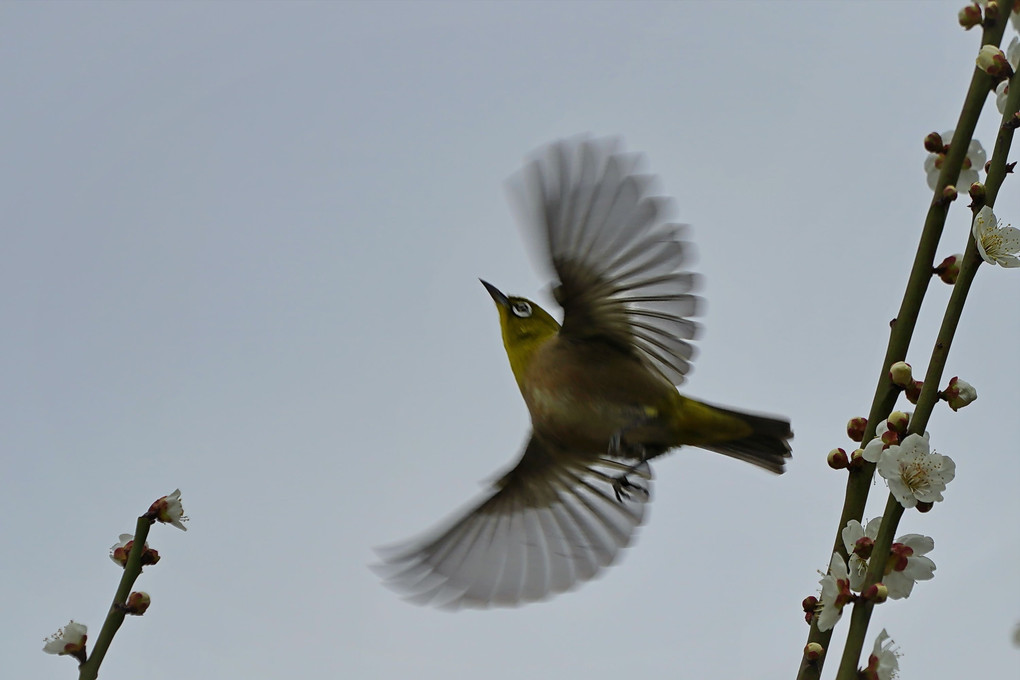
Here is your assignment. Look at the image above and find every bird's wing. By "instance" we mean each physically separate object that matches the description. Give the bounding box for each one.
[508,136,701,385]
[373,434,652,609]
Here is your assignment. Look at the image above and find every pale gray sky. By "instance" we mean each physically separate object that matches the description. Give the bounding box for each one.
[3,2,1018,678]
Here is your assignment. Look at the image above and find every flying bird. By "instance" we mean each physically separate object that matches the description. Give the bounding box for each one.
[375,137,792,609]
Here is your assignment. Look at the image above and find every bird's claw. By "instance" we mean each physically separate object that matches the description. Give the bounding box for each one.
[612,474,648,503]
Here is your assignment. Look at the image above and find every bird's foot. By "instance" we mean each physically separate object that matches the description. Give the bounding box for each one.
[612,473,649,503]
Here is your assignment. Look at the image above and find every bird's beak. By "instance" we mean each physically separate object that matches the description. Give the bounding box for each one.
[479,279,510,308]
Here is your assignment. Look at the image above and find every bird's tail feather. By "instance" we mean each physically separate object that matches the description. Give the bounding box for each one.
[699,406,793,474]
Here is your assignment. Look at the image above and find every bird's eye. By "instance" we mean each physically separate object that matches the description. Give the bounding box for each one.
[511,301,532,318]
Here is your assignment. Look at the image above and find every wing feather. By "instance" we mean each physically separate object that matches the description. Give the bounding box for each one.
[508,136,701,385]
[373,434,652,609]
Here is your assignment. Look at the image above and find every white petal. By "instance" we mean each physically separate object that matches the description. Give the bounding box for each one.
[997,225,1020,251]
[958,167,979,190]
[968,139,987,168]
[996,81,1009,114]
[924,155,940,190]
[973,206,996,239]
[875,447,902,481]
[872,628,890,657]
[897,533,934,555]
[887,478,919,508]
[862,439,885,463]
[1007,35,1020,69]
[842,520,864,553]
[902,554,936,581]
[819,574,839,602]
[884,570,915,599]
[934,453,957,484]
[829,552,849,581]
[848,555,869,591]
[816,604,841,632]
[900,432,929,456]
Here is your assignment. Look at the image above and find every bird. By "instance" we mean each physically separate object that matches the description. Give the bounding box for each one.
[374,136,792,609]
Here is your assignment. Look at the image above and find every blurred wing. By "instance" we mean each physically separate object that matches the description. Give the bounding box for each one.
[373,434,652,609]
[508,136,701,385]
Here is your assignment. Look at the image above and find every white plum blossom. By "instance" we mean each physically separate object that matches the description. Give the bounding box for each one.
[885,534,936,599]
[816,553,853,632]
[972,206,1020,268]
[110,533,134,566]
[841,518,936,599]
[842,517,882,590]
[876,433,956,508]
[861,629,900,680]
[42,620,87,656]
[149,489,188,531]
[944,376,978,411]
[924,132,985,190]
[995,37,1020,114]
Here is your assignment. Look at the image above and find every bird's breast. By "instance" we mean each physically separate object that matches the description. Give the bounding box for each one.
[520,337,678,453]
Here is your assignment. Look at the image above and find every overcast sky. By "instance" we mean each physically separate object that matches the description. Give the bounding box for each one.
[3,2,1018,678]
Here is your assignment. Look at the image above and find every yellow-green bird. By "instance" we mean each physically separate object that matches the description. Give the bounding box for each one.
[376,137,792,608]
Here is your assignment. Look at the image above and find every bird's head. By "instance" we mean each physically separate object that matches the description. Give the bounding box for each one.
[480,280,559,378]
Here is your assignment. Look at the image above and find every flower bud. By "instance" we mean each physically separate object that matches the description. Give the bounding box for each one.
[923,131,945,153]
[827,447,849,469]
[941,184,959,203]
[111,541,131,567]
[915,501,934,513]
[958,3,983,29]
[969,182,986,203]
[888,361,912,387]
[904,379,924,404]
[886,411,909,434]
[880,429,899,446]
[862,582,889,603]
[848,447,866,469]
[125,591,151,615]
[847,417,867,443]
[110,534,160,568]
[977,45,1011,78]
[934,254,961,284]
[802,595,819,623]
[804,642,825,661]
[942,376,977,411]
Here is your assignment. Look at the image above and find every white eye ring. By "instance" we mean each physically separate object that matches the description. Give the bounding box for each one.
[511,301,532,318]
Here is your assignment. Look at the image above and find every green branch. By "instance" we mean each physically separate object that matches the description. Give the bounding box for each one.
[831,38,1020,680]
[796,11,1012,679]
[78,515,153,680]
